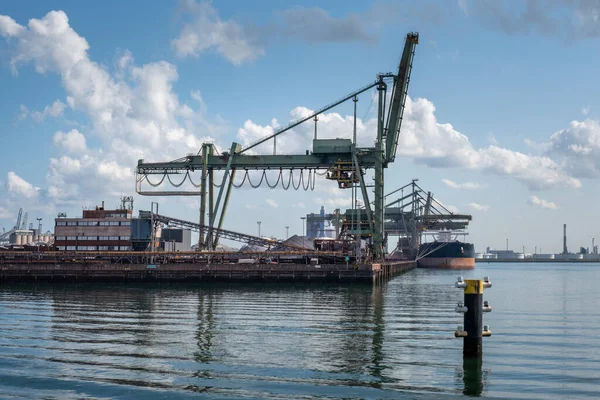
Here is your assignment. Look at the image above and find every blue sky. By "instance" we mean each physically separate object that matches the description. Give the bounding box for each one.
[1,0,600,253]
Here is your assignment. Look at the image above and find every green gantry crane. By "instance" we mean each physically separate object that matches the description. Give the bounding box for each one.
[136,32,419,260]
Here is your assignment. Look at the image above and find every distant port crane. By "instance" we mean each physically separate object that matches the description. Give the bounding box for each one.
[136,33,419,260]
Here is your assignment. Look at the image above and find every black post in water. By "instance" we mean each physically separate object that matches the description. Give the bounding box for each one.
[463,279,483,357]
[455,277,492,358]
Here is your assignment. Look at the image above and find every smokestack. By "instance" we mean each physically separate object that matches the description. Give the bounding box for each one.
[563,224,568,255]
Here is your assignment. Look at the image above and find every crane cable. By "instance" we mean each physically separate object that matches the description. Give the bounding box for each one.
[212,169,317,191]
[143,169,318,191]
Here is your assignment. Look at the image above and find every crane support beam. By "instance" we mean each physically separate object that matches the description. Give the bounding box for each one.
[352,148,374,236]
[373,80,387,259]
[199,144,209,247]
[213,168,236,248]
[385,192,419,209]
[208,146,215,247]
[417,214,472,221]
[385,32,419,164]
[137,152,381,174]
[206,142,240,248]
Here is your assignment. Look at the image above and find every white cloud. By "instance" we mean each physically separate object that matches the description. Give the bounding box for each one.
[442,179,482,190]
[0,206,12,219]
[265,198,279,208]
[399,97,580,190]
[467,202,489,211]
[528,196,557,210]
[0,15,24,37]
[458,0,468,16]
[314,196,352,209]
[172,1,377,65]
[6,172,40,199]
[277,7,375,44]
[1,10,225,207]
[19,99,66,122]
[472,1,600,39]
[547,119,600,178]
[488,133,498,145]
[190,90,207,113]
[239,94,581,190]
[172,1,263,65]
[53,129,87,153]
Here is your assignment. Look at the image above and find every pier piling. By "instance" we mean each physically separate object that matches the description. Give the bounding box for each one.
[455,277,492,357]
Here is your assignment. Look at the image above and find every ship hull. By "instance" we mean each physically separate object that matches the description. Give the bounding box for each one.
[417,241,475,269]
[417,257,475,269]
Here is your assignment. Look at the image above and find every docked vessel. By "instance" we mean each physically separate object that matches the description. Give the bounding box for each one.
[417,230,475,269]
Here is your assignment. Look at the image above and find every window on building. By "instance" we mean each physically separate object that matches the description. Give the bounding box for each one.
[66,246,76,251]
[109,221,120,226]
[56,246,66,251]
[120,221,131,226]
[66,236,76,240]
[56,221,67,226]
[99,236,110,241]
[79,236,97,241]
[55,236,66,240]
[66,221,77,226]
[98,246,109,251]
[109,236,119,241]
[120,236,130,240]
[119,246,130,251]
[99,221,110,226]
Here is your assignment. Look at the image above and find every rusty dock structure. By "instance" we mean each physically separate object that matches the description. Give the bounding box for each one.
[0,251,415,283]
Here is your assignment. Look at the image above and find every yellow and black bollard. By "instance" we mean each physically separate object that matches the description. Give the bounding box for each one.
[455,276,492,357]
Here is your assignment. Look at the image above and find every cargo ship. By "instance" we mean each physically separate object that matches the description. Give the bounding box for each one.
[417,230,475,269]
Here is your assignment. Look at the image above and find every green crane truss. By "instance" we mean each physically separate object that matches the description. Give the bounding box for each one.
[136,32,419,260]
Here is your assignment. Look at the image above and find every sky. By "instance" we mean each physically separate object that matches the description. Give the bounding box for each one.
[1,0,600,254]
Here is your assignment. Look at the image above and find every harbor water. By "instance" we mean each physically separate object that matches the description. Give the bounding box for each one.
[1,262,599,399]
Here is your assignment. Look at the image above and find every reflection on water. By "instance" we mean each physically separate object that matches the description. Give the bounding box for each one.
[2,263,600,399]
[462,357,484,396]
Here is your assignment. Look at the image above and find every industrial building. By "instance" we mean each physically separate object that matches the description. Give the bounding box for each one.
[475,224,600,262]
[130,215,191,252]
[54,201,132,251]
[160,228,191,251]
[0,208,53,247]
[306,207,340,238]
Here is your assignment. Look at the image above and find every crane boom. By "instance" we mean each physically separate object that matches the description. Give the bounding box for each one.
[14,208,22,230]
[238,76,393,155]
[20,212,28,230]
[385,32,418,163]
